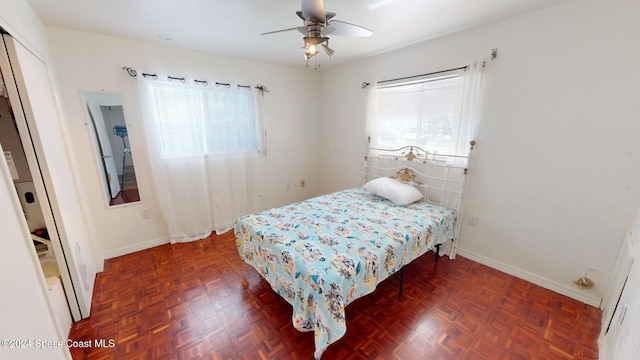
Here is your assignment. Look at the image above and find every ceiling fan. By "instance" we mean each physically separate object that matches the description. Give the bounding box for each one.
[262,0,373,62]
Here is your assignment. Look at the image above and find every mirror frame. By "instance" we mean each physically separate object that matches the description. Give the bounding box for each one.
[82,91,141,207]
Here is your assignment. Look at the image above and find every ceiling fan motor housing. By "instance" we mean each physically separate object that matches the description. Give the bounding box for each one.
[264,0,372,61]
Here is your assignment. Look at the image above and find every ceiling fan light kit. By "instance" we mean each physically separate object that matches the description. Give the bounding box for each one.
[263,0,372,66]
[321,43,334,57]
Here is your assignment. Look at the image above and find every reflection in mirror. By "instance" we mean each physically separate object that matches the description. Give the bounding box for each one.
[83,92,140,206]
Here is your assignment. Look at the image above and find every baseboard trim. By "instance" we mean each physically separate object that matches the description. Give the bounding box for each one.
[102,237,169,259]
[456,248,602,307]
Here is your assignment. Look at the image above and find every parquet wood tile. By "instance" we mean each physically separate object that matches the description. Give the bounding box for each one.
[69,231,601,359]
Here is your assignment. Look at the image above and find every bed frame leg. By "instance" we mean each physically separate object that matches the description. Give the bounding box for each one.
[397,244,442,297]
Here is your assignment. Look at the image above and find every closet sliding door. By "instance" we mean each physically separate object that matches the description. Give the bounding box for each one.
[0,34,97,320]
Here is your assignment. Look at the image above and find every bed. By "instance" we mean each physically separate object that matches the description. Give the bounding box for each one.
[234,141,474,358]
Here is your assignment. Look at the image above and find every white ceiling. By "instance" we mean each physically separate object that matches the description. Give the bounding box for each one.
[27,0,570,69]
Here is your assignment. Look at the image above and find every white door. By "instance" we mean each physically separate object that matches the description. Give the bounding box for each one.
[0,34,96,320]
[86,102,121,198]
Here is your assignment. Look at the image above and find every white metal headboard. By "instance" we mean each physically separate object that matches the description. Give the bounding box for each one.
[363,139,475,258]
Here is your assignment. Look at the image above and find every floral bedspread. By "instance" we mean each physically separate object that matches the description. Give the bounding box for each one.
[234,187,457,359]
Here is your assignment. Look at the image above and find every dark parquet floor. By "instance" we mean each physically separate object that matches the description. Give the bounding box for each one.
[68,231,601,359]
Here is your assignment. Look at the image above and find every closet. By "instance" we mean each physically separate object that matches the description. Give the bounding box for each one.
[0,90,71,322]
[0,31,95,335]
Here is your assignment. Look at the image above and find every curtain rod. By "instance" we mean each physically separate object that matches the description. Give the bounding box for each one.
[361,48,498,89]
[361,65,467,89]
[121,67,269,93]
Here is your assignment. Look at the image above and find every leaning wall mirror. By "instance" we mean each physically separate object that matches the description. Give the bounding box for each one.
[83,92,140,206]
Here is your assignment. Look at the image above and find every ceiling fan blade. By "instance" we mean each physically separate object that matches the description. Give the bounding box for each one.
[261,27,299,36]
[301,0,326,23]
[325,11,336,22]
[328,20,373,37]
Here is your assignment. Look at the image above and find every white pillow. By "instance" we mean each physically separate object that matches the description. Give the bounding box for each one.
[364,177,423,205]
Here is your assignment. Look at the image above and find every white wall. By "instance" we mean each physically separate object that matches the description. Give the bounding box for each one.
[45,27,322,259]
[319,0,640,306]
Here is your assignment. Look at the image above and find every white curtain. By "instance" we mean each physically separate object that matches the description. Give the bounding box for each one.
[138,75,260,243]
[366,61,483,165]
[364,81,378,148]
[453,61,483,157]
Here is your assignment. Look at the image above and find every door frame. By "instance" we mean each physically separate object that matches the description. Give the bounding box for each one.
[0,33,83,321]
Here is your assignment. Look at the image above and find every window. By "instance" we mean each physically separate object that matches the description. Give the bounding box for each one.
[370,67,478,157]
[147,82,260,158]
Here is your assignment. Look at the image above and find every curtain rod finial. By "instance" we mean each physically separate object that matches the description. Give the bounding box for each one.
[361,82,371,89]
[255,85,269,94]
[123,67,137,77]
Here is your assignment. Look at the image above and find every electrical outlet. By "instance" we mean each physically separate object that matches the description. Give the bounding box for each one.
[469,216,478,226]
[141,209,151,219]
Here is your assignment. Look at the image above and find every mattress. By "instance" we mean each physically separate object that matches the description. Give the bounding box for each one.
[234,186,457,358]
